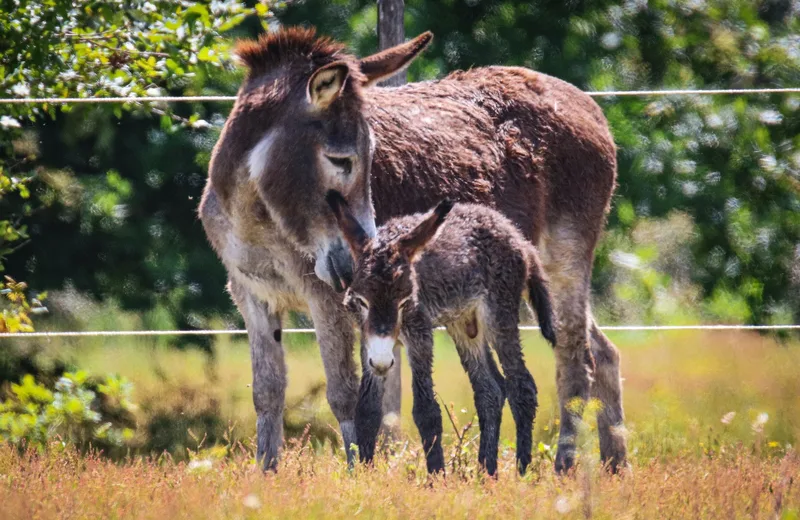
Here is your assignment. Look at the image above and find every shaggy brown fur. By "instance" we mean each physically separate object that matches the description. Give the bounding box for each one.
[199,26,627,473]
[328,191,556,476]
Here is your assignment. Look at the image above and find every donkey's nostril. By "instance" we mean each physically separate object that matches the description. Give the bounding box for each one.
[325,155,353,176]
[369,358,394,376]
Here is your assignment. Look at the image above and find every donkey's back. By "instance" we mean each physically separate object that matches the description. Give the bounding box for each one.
[365,66,617,246]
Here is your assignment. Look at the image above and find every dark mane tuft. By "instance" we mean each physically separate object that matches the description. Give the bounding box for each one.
[234,27,349,74]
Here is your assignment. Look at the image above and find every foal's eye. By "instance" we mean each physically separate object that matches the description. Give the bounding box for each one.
[355,295,369,310]
[398,297,411,311]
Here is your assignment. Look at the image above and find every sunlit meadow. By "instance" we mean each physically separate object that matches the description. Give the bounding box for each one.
[2,327,798,519]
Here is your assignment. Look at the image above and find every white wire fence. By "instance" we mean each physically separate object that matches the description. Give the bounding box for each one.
[0,324,798,339]
[1,87,800,106]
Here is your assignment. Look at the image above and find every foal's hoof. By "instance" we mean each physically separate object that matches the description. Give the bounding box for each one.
[554,447,576,475]
[516,456,532,476]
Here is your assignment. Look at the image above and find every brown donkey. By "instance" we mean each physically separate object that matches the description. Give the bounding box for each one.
[199,26,627,472]
[327,191,556,476]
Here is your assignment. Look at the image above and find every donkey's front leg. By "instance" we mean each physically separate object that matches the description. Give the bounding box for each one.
[379,343,402,438]
[402,317,445,474]
[355,334,385,463]
[229,279,286,471]
[308,295,360,465]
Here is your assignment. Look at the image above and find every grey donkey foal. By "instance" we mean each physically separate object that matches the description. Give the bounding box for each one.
[326,191,557,476]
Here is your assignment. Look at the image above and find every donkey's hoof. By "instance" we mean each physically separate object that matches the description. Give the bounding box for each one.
[554,447,576,475]
[602,456,632,476]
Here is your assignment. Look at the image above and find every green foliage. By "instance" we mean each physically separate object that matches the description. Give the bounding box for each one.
[0,0,264,334]
[0,276,47,333]
[0,0,260,108]
[0,371,135,452]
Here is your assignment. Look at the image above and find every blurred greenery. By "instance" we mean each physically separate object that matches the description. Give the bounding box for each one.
[0,370,136,456]
[1,0,797,333]
[0,0,264,338]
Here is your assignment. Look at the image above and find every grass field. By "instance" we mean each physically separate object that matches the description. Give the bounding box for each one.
[2,329,799,518]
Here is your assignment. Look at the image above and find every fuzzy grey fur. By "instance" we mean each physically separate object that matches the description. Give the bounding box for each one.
[328,193,556,475]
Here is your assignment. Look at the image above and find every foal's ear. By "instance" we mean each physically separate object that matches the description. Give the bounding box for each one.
[397,199,454,262]
[359,32,433,87]
[308,61,349,110]
[326,190,369,259]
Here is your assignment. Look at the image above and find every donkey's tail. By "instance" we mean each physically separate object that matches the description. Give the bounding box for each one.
[526,249,557,348]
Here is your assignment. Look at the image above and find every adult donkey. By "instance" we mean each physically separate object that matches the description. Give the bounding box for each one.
[199,27,627,473]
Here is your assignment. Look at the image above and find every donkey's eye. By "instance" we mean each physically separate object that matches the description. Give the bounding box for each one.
[398,297,411,311]
[355,295,369,309]
[325,155,353,176]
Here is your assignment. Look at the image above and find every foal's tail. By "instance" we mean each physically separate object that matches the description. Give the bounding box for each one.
[526,248,557,347]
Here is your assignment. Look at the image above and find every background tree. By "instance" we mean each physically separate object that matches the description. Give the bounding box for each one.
[1,0,264,337]
[2,0,798,334]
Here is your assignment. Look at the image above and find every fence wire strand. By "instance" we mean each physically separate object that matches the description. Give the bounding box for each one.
[1,87,800,105]
[0,324,798,339]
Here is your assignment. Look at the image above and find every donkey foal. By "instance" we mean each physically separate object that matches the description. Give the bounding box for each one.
[327,191,557,476]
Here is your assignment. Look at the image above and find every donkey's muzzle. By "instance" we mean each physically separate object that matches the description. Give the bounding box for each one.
[365,335,396,376]
[325,242,354,293]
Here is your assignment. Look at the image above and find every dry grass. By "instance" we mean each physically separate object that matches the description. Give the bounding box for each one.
[3,330,799,518]
[0,443,797,519]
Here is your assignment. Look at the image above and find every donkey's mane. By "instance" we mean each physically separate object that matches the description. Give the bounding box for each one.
[235,27,349,74]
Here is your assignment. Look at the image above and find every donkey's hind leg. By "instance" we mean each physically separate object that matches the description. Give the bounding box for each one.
[540,221,595,475]
[448,323,504,477]
[590,320,628,472]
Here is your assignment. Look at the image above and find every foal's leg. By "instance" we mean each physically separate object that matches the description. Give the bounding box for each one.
[355,334,385,464]
[540,224,595,475]
[402,313,445,474]
[486,319,538,476]
[448,325,504,477]
[229,279,286,471]
[308,293,360,465]
[590,319,628,472]
[484,344,507,404]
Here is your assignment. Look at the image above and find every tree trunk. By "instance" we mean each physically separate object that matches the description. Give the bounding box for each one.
[376,0,404,441]
[377,0,406,87]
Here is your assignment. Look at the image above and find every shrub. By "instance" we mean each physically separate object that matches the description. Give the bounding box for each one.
[0,371,136,455]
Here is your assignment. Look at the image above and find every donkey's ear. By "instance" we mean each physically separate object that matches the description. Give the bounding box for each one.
[397,199,453,262]
[307,61,350,110]
[326,190,369,259]
[359,31,433,87]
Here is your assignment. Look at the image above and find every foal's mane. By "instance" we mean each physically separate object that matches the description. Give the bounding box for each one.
[234,27,349,74]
